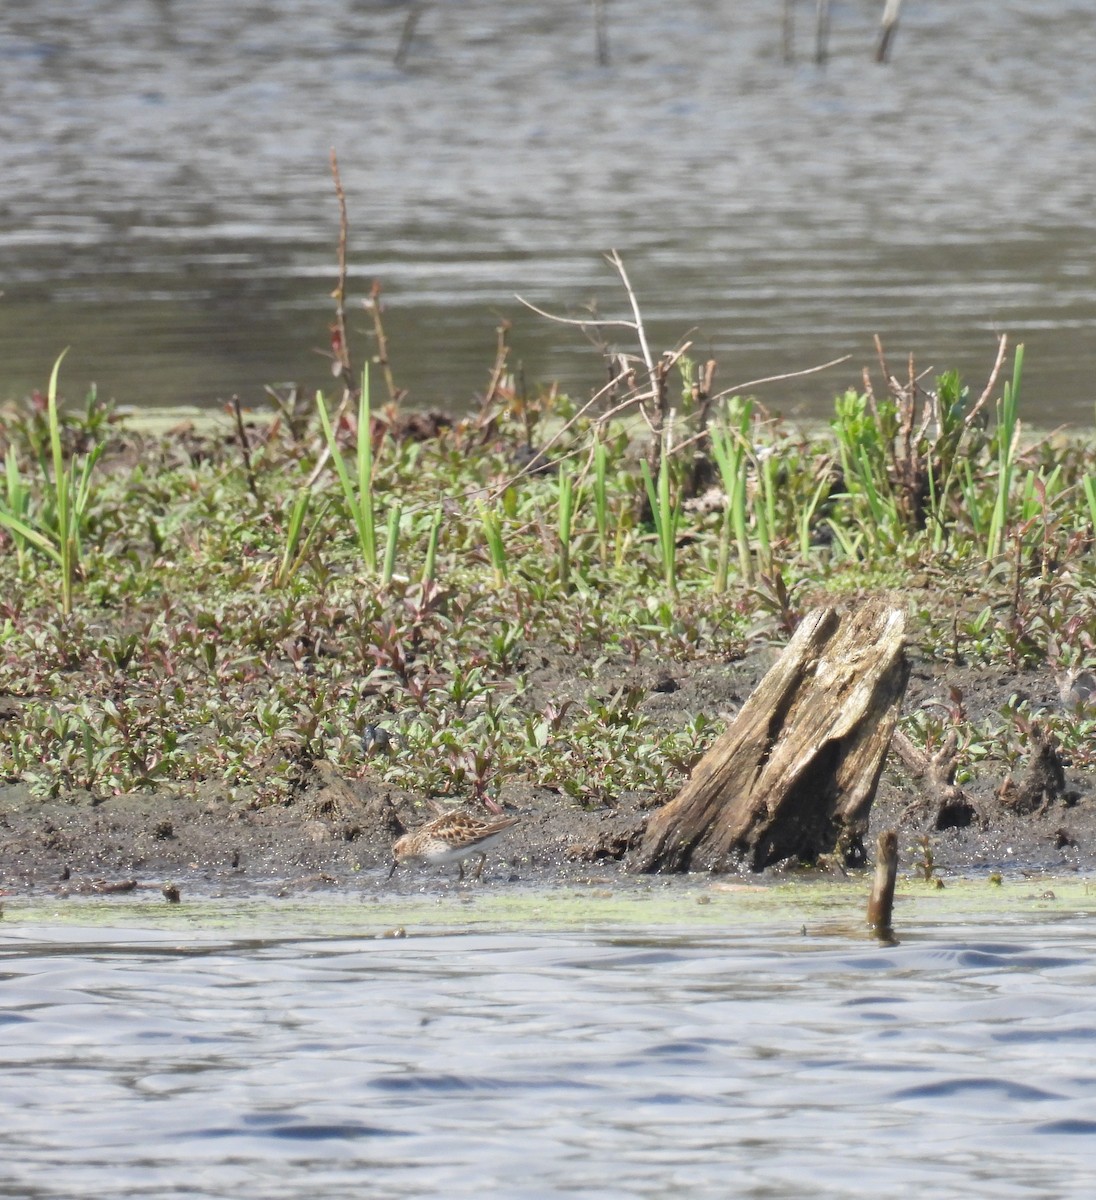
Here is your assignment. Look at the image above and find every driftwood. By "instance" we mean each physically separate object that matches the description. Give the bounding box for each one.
[632,604,908,873]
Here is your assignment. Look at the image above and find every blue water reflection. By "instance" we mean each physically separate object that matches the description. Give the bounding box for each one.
[2,912,1096,1197]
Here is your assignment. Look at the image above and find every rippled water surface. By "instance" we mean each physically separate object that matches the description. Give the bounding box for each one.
[4,892,1096,1198]
[2,1,1095,418]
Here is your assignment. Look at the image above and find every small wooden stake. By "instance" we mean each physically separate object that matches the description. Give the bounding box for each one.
[632,603,908,873]
[867,829,898,937]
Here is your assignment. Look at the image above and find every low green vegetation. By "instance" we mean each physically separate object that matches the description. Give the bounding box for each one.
[0,340,1093,810]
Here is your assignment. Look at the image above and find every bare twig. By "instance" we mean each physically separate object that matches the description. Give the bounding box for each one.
[479,318,512,419]
[867,332,890,426]
[605,250,655,381]
[513,296,639,333]
[710,353,852,402]
[485,373,624,501]
[516,250,661,426]
[517,252,847,510]
[965,332,1009,429]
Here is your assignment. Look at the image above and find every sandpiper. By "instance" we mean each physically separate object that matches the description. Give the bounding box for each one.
[388,810,520,882]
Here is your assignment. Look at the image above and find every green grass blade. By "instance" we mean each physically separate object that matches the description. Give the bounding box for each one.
[0,511,63,564]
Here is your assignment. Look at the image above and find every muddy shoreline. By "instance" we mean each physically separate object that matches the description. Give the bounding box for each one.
[3,648,1092,901]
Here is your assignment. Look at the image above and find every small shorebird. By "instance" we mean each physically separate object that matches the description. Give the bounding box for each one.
[388,810,520,883]
[1058,668,1096,712]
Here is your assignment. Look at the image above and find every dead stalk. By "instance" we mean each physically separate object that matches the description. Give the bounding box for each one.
[709,354,852,404]
[606,250,655,384]
[967,332,1009,427]
[486,373,624,501]
[307,150,360,488]
[231,395,259,500]
[480,319,512,419]
[329,148,354,395]
[366,280,402,405]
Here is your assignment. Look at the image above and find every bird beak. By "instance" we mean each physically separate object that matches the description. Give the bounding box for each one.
[387,857,399,880]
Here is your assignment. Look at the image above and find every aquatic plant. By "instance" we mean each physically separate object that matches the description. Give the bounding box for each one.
[316,367,379,574]
[0,352,104,614]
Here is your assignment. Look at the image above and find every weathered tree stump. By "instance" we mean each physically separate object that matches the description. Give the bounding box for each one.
[631,604,909,873]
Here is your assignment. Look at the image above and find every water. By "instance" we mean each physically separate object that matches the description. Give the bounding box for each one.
[4,893,1096,1197]
[2,1,1095,422]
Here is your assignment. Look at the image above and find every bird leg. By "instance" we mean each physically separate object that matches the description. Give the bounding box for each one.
[471,852,488,882]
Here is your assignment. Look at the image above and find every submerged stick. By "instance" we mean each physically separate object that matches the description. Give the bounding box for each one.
[782,0,795,63]
[815,0,830,65]
[592,0,610,67]
[867,829,898,936]
[875,0,902,64]
[395,3,428,69]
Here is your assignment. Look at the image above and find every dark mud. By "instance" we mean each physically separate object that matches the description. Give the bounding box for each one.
[1,646,1092,901]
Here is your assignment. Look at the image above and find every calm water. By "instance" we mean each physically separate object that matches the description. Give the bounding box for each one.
[3,898,1096,1198]
[2,1,1095,421]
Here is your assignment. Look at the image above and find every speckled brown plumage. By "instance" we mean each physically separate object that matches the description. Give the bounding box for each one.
[389,810,520,882]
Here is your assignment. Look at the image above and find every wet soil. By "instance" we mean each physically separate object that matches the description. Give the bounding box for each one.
[1,643,1092,901]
